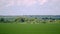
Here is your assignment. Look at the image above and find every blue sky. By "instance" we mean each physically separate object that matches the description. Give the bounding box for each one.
[0,0,60,15]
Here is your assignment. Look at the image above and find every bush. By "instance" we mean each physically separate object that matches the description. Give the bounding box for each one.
[42,21,46,24]
[0,18,4,22]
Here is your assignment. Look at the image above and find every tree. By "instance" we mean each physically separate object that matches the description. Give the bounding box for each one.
[20,18,25,22]
[15,17,26,23]
[0,18,4,22]
[41,20,46,24]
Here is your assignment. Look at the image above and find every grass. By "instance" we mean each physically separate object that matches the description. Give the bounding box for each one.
[0,23,60,34]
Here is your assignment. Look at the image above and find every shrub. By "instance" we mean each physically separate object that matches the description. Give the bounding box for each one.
[0,18,4,22]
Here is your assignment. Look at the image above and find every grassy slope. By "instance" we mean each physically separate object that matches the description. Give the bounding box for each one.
[0,23,60,34]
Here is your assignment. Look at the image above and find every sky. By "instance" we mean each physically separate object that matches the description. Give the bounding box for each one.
[0,0,60,15]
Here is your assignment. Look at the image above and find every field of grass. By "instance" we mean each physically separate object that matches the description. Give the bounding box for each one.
[0,23,60,34]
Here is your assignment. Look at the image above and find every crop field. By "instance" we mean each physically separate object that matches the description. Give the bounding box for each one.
[0,23,60,34]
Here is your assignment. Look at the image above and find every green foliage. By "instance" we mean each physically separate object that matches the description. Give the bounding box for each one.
[0,16,60,24]
[0,18,4,21]
[42,21,46,24]
[0,18,5,22]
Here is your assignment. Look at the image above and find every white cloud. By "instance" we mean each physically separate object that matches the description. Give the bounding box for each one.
[0,0,48,7]
[38,0,48,5]
[5,0,15,7]
[52,0,60,2]
[16,0,37,6]
[23,0,37,6]
[1,0,60,8]
[16,0,48,6]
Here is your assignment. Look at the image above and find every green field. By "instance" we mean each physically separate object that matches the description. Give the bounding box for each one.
[0,23,60,34]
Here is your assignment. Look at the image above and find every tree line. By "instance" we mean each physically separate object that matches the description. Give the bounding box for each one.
[0,17,60,24]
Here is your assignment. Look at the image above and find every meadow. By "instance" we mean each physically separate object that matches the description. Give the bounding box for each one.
[0,23,60,34]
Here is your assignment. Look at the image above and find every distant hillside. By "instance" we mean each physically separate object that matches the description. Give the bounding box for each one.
[0,15,60,19]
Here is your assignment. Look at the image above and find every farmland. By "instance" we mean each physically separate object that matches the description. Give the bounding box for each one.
[0,23,60,34]
[0,15,60,34]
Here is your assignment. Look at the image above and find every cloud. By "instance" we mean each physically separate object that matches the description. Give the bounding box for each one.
[16,0,37,6]
[38,0,48,5]
[0,0,48,7]
[0,0,60,15]
[1,0,60,9]
[5,0,15,7]
[1,0,60,8]
[16,0,48,6]
[52,0,60,2]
